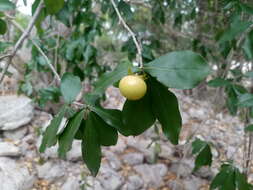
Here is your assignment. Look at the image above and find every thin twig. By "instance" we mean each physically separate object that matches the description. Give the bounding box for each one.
[9,19,61,82]
[0,1,44,84]
[0,54,12,61]
[110,0,143,68]
[9,19,84,107]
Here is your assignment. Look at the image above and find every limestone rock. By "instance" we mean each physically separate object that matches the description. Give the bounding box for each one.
[0,95,33,130]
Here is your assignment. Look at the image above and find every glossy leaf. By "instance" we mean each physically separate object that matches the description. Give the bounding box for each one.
[58,110,85,158]
[245,124,253,132]
[208,78,231,87]
[144,51,210,89]
[0,19,7,35]
[210,164,251,190]
[90,106,123,131]
[245,71,253,78]
[0,41,12,53]
[210,164,236,190]
[92,112,118,146]
[240,3,253,15]
[243,30,253,60]
[235,169,251,190]
[121,92,156,136]
[238,93,253,107]
[192,138,212,171]
[219,19,252,43]
[93,60,134,94]
[150,78,182,144]
[84,93,123,130]
[39,105,67,152]
[226,85,238,115]
[74,119,86,140]
[192,138,207,154]
[82,112,101,176]
[194,144,212,171]
[60,73,82,104]
[44,0,64,14]
[0,0,15,11]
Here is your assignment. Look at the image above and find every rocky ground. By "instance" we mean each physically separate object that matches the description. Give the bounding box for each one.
[0,87,249,190]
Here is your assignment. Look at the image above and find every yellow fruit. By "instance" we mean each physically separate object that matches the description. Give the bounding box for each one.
[119,75,147,100]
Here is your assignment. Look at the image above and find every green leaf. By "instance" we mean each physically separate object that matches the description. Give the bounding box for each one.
[144,51,210,89]
[91,106,123,131]
[238,93,253,107]
[219,20,252,43]
[44,0,64,14]
[58,109,85,158]
[208,78,231,87]
[0,0,15,11]
[192,138,212,171]
[92,112,118,146]
[83,44,96,63]
[245,124,253,132]
[150,78,182,144]
[193,144,212,171]
[235,168,250,190]
[0,19,7,35]
[225,85,241,115]
[60,73,82,104]
[243,30,253,60]
[120,92,156,136]
[245,71,253,78]
[74,119,86,140]
[118,0,133,20]
[210,164,231,190]
[0,41,12,53]
[210,164,237,190]
[84,93,123,130]
[240,3,253,15]
[39,105,67,153]
[82,112,101,176]
[93,60,134,94]
[192,138,207,154]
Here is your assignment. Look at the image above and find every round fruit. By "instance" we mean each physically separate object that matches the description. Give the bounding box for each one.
[119,75,147,100]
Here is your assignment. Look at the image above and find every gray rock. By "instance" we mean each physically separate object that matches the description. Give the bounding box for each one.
[0,95,33,130]
[133,164,168,188]
[104,151,122,170]
[66,141,82,161]
[37,161,65,182]
[183,176,206,190]
[188,107,206,119]
[226,146,237,159]
[61,177,80,190]
[168,181,184,190]
[159,144,173,159]
[0,157,35,190]
[193,166,213,179]
[123,153,144,166]
[126,137,154,163]
[0,142,21,157]
[169,162,192,178]
[36,136,58,159]
[126,175,143,190]
[3,126,28,140]
[85,176,104,190]
[110,137,127,153]
[98,164,124,190]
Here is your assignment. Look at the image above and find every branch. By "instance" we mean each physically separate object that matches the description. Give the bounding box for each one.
[0,1,44,84]
[124,0,151,8]
[8,17,84,107]
[110,0,143,68]
[9,19,61,82]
